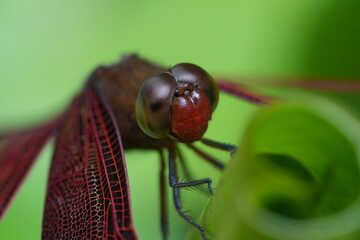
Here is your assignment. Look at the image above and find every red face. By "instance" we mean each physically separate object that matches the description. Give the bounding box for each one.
[171,82,212,142]
[135,63,219,143]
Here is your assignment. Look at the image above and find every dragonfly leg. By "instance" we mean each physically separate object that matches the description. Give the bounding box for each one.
[175,144,193,181]
[186,138,237,170]
[200,138,237,153]
[186,143,225,170]
[167,146,210,240]
[176,145,214,196]
[159,149,169,240]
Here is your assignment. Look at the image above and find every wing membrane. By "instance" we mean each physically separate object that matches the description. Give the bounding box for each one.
[217,77,360,93]
[217,80,272,105]
[0,119,60,221]
[43,86,137,240]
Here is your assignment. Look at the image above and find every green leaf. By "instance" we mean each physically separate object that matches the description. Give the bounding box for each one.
[192,94,360,240]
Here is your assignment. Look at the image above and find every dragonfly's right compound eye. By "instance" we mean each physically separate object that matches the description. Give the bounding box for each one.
[135,73,176,139]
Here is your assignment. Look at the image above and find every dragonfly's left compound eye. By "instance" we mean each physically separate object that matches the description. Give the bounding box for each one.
[135,73,176,139]
[136,63,219,142]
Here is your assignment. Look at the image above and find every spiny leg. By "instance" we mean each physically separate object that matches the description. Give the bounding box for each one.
[176,145,214,196]
[200,138,237,153]
[175,144,193,181]
[159,149,168,240]
[168,145,211,240]
[186,143,225,170]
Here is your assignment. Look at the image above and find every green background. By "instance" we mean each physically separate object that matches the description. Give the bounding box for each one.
[0,0,359,239]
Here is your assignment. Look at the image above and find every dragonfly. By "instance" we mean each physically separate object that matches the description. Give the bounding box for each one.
[0,54,357,240]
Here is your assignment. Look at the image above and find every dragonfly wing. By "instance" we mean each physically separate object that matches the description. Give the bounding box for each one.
[217,80,272,105]
[217,78,360,106]
[43,86,137,240]
[0,119,60,221]
[217,77,360,94]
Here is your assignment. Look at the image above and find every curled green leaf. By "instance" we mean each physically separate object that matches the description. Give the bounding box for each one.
[194,94,360,240]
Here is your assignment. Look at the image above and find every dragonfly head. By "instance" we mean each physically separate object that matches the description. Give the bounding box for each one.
[135,63,219,143]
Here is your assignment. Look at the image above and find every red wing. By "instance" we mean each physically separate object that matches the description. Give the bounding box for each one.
[217,80,272,105]
[217,77,360,97]
[0,119,60,221]
[263,79,360,92]
[42,86,137,240]
[217,79,360,105]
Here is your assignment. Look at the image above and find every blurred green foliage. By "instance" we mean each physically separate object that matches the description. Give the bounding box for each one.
[0,0,359,239]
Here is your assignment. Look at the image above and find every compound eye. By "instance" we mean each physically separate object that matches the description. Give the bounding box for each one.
[170,63,219,110]
[135,73,176,139]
